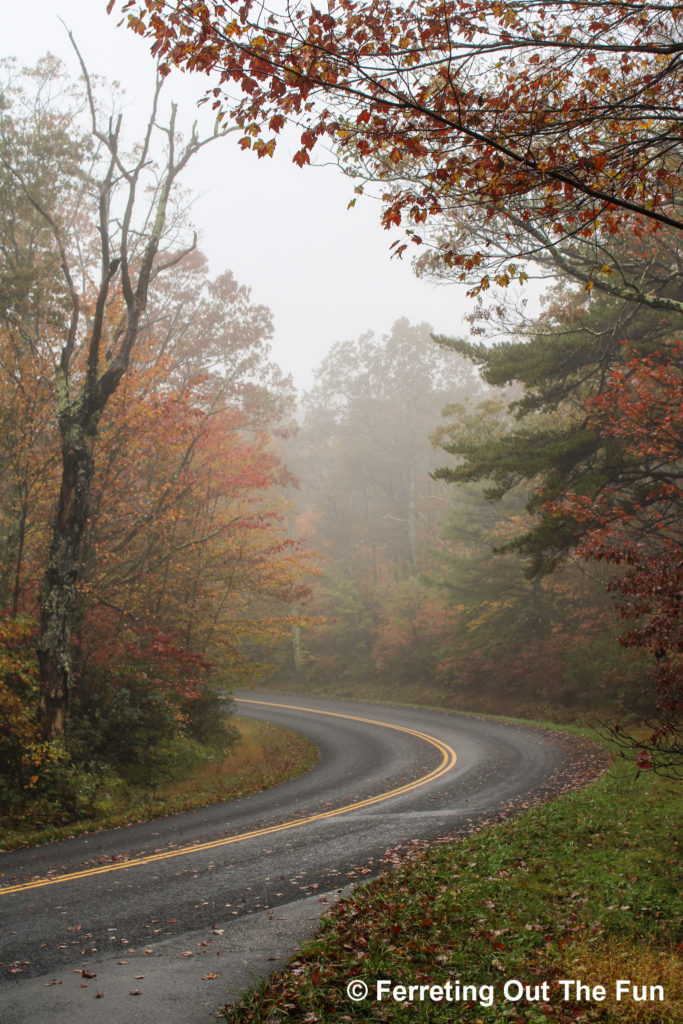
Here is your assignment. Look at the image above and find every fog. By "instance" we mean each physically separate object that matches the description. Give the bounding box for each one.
[1,2,647,732]
[1,0,475,388]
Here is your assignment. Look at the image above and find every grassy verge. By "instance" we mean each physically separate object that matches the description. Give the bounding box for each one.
[220,755,681,1024]
[0,716,318,851]
[266,674,643,731]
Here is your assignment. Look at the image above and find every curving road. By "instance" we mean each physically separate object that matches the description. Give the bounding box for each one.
[1,693,583,1023]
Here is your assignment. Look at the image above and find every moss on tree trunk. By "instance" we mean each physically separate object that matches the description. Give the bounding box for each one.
[37,426,94,741]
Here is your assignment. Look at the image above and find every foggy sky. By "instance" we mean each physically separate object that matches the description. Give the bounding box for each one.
[1,1,475,389]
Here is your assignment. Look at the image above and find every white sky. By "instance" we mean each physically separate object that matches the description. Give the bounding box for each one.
[1,2,477,389]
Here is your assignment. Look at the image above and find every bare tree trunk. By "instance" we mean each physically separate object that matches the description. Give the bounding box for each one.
[292,604,304,675]
[9,495,27,619]
[37,424,94,740]
[408,465,417,574]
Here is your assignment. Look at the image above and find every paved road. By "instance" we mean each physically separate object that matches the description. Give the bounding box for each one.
[1,693,580,1023]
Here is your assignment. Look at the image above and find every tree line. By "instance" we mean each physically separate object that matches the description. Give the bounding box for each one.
[113,0,677,771]
[0,0,680,815]
[0,54,312,821]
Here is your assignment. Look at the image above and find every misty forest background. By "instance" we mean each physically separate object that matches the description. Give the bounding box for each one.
[0,50,680,831]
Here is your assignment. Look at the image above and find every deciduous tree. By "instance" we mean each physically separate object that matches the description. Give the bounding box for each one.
[292,318,478,581]
[112,0,682,302]
[547,346,682,771]
[81,347,311,682]
[0,49,233,739]
[114,1,683,763]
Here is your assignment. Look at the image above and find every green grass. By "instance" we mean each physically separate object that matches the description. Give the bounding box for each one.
[0,716,318,851]
[267,671,648,732]
[219,756,681,1024]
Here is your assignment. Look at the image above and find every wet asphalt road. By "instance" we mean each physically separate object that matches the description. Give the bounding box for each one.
[0,692,579,1023]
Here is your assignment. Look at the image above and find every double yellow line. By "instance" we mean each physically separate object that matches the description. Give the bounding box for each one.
[0,699,456,897]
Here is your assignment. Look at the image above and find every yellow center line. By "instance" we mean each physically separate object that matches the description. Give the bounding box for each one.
[0,699,457,897]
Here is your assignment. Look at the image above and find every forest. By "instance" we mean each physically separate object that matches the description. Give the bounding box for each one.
[275,278,680,740]
[1,0,681,835]
[0,55,313,825]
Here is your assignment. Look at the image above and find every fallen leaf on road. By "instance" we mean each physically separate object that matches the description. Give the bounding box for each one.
[129,989,141,996]
[202,973,218,981]
[45,979,62,986]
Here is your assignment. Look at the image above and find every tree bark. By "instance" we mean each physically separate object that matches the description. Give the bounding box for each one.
[24,43,221,742]
[10,496,27,619]
[37,421,94,741]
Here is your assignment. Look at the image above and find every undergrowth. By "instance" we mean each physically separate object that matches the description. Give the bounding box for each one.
[0,717,318,851]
